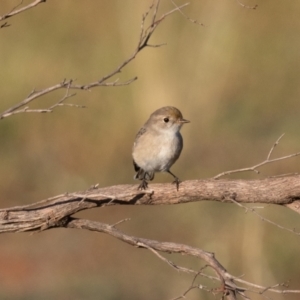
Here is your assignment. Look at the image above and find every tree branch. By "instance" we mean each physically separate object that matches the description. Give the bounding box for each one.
[1,191,299,299]
[0,175,299,299]
[236,0,258,10]
[0,0,46,25]
[67,217,300,299]
[65,218,250,300]
[1,175,300,234]
[0,1,189,120]
[229,197,300,236]
[214,134,300,179]
[171,0,205,26]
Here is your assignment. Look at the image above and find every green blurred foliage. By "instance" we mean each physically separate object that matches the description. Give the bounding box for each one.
[0,0,300,299]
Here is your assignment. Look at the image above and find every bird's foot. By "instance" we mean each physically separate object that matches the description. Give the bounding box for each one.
[171,178,181,191]
[138,180,148,190]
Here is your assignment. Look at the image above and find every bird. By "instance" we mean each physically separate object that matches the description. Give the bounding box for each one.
[132,106,189,190]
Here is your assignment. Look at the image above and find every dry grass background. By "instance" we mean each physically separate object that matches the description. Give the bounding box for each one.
[0,1,300,299]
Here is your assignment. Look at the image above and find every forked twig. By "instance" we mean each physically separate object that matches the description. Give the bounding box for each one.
[0,80,82,119]
[0,1,189,120]
[137,241,195,274]
[0,0,46,25]
[234,277,300,295]
[229,198,300,236]
[214,134,300,179]
[171,269,212,300]
[171,0,205,26]
[67,218,300,299]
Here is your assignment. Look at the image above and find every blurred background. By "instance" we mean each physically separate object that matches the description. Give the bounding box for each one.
[0,0,300,299]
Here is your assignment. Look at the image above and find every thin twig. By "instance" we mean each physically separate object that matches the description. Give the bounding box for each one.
[229,198,300,236]
[0,1,189,120]
[236,0,258,10]
[0,22,10,28]
[234,277,300,295]
[171,0,205,26]
[2,80,82,118]
[68,218,240,300]
[268,172,298,178]
[8,0,24,14]
[111,218,131,228]
[266,133,285,160]
[171,268,213,300]
[214,134,300,179]
[137,241,196,274]
[0,0,46,23]
[0,79,72,119]
[67,218,300,299]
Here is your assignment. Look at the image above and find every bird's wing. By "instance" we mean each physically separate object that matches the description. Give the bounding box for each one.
[134,126,146,143]
[133,160,140,172]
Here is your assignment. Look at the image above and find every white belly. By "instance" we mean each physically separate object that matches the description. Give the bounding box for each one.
[133,130,183,173]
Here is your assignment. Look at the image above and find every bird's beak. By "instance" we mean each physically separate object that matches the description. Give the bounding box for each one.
[180,118,190,124]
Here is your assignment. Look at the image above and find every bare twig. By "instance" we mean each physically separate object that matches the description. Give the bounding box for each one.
[267,133,284,160]
[171,270,212,300]
[236,0,258,10]
[67,218,238,300]
[0,79,72,119]
[67,218,300,299]
[136,241,228,293]
[234,277,300,295]
[111,218,131,228]
[214,134,300,179]
[0,1,189,120]
[137,241,196,274]
[7,0,25,14]
[229,198,300,236]
[48,81,80,110]
[0,80,83,118]
[0,22,10,28]
[0,0,46,25]
[0,178,300,298]
[171,0,205,26]
[268,172,298,178]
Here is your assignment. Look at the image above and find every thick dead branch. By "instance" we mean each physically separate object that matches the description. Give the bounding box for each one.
[0,177,299,299]
[1,176,300,234]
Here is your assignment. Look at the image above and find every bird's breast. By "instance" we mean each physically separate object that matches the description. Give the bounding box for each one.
[132,130,183,172]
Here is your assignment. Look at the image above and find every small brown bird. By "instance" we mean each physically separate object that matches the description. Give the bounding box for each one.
[132,106,189,190]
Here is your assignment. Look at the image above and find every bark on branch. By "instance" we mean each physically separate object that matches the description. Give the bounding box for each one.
[1,176,300,299]
[66,218,300,299]
[1,175,300,234]
[0,1,189,119]
[67,218,240,300]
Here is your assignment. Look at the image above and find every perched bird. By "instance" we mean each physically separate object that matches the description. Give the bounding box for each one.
[132,106,189,190]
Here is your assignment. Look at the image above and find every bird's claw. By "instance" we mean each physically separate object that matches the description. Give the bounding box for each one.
[172,178,181,191]
[138,180,148,190]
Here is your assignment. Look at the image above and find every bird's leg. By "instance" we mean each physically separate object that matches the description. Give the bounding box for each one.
[138,177,148,190]
[167,170,181,191]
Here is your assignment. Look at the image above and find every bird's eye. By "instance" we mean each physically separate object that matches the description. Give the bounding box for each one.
[163,117,169,123]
